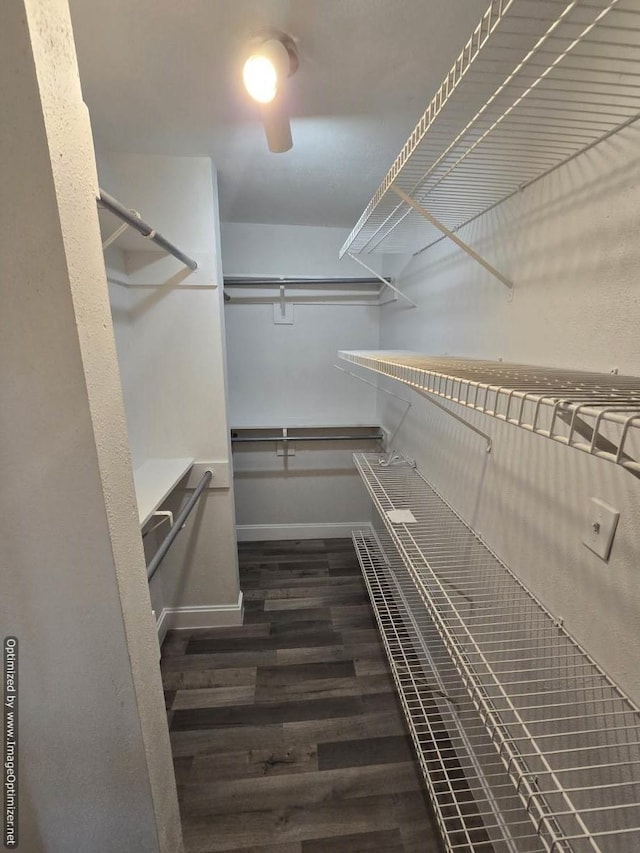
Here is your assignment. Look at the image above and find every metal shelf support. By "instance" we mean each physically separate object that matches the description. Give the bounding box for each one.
[415,387,493,452]
[347,251,418,307]
[391,187,513,290]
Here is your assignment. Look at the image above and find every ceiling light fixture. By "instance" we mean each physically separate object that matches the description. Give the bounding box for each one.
[243,34,298,153]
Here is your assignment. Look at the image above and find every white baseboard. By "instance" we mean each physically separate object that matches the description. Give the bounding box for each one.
[156,592,244,644]
[236,522,373,542]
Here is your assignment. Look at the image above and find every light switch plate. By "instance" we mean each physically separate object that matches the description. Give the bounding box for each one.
[583,497,620,561]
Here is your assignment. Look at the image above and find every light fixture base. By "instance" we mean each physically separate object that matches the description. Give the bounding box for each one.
[278,33,299,78]
[248,29,298,77]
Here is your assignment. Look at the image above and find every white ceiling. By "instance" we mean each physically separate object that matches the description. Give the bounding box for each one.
[69,0,488,228]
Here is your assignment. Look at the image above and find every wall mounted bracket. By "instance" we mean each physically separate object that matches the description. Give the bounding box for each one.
[274,284,294,324]
[379,449,416,468]
[415,388,493,453]
[555,406,640,478]
[334,363,412,450]
[348,252,417,308]
[142,510,174,538]
[277,427,295,458]
[391,186,513,291]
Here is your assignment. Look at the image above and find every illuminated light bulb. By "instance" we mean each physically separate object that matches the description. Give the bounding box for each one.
[243,54,278,104]
[243,39,292,104]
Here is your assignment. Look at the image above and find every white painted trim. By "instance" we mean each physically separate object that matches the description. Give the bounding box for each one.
[155,592,244,644]
[155,608,171,645]
[236,522,373,542]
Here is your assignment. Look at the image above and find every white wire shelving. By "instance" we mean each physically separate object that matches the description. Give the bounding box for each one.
[340,0,640,273]
[339,351,640,476]
[353,529,545,852]
[354,452,640,852]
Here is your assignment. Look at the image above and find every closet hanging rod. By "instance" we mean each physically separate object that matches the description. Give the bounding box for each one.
[146,470,211,582]
[224,276,389,287]
[97,189,198,271]
[231,432,384,444]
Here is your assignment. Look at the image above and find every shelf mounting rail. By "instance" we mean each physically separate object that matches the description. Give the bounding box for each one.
[339,351,640,476]
[354,452,640,852]
[340,0,640,283]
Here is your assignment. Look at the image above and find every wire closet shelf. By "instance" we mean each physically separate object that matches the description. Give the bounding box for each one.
[354,452,640,852]
[340,0,640,259]
[339,351,640,476]
[353,529,546,852]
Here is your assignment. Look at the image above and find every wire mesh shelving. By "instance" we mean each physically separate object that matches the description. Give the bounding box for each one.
[353,529,546,852]
[340,0,640,263]
[354,452,640,852]
[339,351,640,476]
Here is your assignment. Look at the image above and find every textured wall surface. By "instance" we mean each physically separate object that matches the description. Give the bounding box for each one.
[0,2,181,850]
[379,122,640,704]
[221,222,384,278]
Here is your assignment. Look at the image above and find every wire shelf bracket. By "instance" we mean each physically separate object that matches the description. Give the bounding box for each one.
[335,361,491,452]
[415,386,493,453]
[391,187,513,291]
[339,351,640,477]
[353,453,640,852]
[333,363,413,450]
[347,251,418,308]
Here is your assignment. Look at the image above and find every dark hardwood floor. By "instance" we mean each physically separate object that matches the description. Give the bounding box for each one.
[162,538,442,853]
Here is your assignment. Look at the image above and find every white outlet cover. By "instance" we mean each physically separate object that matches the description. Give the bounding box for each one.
[583,497,620,561]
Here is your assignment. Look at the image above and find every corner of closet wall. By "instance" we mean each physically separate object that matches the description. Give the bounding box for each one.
[375,124,640,706]
[221,222,384,541]
[97,150,241,640]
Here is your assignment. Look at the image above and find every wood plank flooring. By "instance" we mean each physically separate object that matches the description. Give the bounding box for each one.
[162,538,443,853]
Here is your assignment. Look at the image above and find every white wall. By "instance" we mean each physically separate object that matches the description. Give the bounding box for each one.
[222,223,381,537]
[0,3,181,849]
[221,222,384,279]
[99,153,241,630]
[225,300,380,428]
[378,121,640,705]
